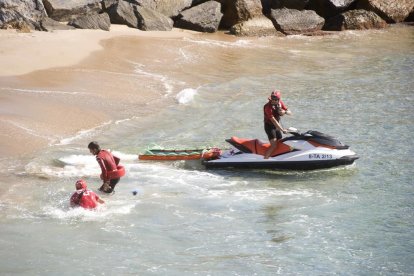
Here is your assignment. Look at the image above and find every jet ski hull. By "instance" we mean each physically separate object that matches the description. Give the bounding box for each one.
[203,154,358,170]
[203,131,359,170]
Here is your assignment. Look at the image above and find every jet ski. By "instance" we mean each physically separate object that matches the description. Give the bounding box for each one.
[202,128,358,170]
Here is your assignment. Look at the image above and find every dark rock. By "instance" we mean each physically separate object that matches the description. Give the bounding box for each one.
[133,0,157,10]
[1,19,32,32]
[219,0,263,28]
[230,14,285,36]
[324,9,387,30]
[102,0,119,11]
[133,0,196,18]
[108,0,138,27]
[40,17,76,31]
[43,0,102,22]
[269,8,325,35]
[357,0,414,23]
[175,0,223,32]
[69,12,111,30]
[191,0,209,5]
[0,0,46,30]
[135,5,173,30]
[261,0,272,14]
[307,0,357,19]
[108,1,173,30]
[405,7,414,22]
[270,0,309,10]
[155,0,193,18]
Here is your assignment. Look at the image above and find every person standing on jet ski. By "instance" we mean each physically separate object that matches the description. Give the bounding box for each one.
[263,90,292,159]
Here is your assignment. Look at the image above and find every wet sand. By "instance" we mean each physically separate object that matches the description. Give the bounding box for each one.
[0,25,198,158]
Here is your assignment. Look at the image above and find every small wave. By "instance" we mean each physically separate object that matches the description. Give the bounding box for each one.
[0,87,87,95]
[33,163,98,178]
[4,120,57,143]
[205,188,319,201]
[176,88,198,104]
[31,151,135,178]
[59,154,96,166]
[115,116,138,125]
[111,151,137,161]
[24,153,98,178]
[57,115,141,146]
[69,68,139,77]
[182,37,254,48]
[56,120,113,145]
[288,49,302,54]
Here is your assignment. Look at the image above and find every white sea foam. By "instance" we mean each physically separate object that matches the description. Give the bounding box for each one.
[178,47,193,62]
[176,88,198,104]
[39,163,98,178]
[130,62,181,95]
[43,202,136,221]
[59,154,96,166]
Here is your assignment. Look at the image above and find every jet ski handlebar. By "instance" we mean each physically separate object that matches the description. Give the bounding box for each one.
[286,127,301,136]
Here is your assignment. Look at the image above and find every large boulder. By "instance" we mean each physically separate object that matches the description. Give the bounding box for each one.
[269,0,309,10]
[308,0,357,19]
[219,0,263,28]
[269,8,325,35]
[108,0,138,27]
[357,0,414,23]
[0,0,46,30]
[324,9,387,30]
[40,17,76,31]
[133,0,157,10]
[175,0,223,32]
[136,0,193,18]
[135,5,173,30]
[68,12,111,30]
[43,0,102,22]
[406,7,414,22]
[102,0,119,11]
[108,1,173,30]
[230,14,284,36]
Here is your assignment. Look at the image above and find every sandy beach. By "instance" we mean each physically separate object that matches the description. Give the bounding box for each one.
[0,25,198,158]
[0,25,197,77]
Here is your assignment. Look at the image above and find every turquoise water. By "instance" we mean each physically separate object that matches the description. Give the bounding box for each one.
[0,25,413,275]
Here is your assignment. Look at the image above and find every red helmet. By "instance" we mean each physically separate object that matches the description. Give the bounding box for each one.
[269,90,281,101]
[75,179,87,190]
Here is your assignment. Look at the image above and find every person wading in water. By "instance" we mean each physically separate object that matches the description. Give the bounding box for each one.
[88,141,125,194]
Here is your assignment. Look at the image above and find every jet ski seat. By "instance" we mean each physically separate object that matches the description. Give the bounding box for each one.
[227,137,292,157]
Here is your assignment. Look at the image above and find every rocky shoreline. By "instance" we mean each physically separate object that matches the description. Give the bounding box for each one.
[1,0,413,36]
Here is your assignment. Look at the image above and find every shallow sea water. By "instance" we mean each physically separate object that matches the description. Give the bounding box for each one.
[0,25,413,275]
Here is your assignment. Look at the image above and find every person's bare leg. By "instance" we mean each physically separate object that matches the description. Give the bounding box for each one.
[264,139,277,159]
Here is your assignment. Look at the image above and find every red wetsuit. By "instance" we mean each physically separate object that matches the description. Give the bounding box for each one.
[96,150,120,182]
[70,189,101,209]
[264,100,287,123]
